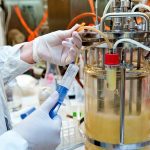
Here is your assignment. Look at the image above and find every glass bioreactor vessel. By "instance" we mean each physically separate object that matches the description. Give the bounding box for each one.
[79,0,150,149]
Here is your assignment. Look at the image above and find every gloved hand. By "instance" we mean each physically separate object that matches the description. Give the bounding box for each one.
[33,24,82,66]
[13,91,61,150]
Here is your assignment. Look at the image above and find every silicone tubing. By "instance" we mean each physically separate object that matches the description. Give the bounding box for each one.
[67,12,101,29]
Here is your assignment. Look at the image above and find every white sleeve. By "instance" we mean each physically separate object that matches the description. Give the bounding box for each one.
[0,43,32,84]
[0,130,28,150]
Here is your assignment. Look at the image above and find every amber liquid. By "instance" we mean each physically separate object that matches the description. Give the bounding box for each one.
[85,112,150,150]
[84,67,150,150]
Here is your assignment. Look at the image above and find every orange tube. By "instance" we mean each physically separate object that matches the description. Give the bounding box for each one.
[14,5,33,35]
[14,5,48,41]
[67,12,101,29]
[147,0,150,5]
[35,10,48,34]
[88,0,95,14]
[136,1,150,25]
[88,0,96,22]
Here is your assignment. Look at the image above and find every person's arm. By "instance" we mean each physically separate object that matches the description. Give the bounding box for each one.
[0,25,81,150]
[20,41,35,64]
[0,43,33,84]
[0,25,81,85]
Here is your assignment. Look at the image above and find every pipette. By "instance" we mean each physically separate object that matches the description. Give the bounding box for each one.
[49,63,79,119]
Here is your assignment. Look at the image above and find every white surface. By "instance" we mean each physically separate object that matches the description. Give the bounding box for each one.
[74,146,84,150]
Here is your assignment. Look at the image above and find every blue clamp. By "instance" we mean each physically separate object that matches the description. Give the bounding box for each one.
[49,84,68,119]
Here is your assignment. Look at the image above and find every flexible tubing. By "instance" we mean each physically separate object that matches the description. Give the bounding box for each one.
[132,4,150,12]
[67,12,101,29]
[88,0,96,22]
[14,5,48,41]
[14,5,32,35]
[113,39,150,52]
[103,0,114,16]
[88,0,95,14]
[77,26,112,49]
[68,0,98,29]
[142,0,150,5]
[35,10,48,34]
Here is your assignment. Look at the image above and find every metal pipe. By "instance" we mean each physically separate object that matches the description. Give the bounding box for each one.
[129,48,133,70]
[89,48,93,65]
[120,64,126,144]
[102,48,105,69]
[136,78,142,115]
[100,12,149,31]
[84,50,87,65]
[95,48,100,67]
[137,48,141,70]
[114,79,120,114]
[129,80,133,114]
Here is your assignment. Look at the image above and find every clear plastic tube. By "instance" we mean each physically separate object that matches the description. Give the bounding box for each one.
[132,4,150,12]
[103,0,114,16]
[106,66,117,91]
[113,38,150,52]
[78,26,112,49]
[60,64,79,89]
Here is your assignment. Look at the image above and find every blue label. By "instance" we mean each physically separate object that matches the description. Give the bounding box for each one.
[20,107,36,119]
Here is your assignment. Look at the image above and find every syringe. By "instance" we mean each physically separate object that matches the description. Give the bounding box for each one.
[49,63,79,119]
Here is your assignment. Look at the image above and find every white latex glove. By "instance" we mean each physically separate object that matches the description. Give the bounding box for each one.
[33,24,82,66]
[13,91,61,150]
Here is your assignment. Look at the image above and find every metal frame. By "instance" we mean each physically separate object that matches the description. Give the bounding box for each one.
[100,12,149,32]
[87,136,150,150]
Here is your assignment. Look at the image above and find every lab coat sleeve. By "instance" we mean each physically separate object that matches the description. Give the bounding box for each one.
[0,43,32,84]
[0,130,28,150]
